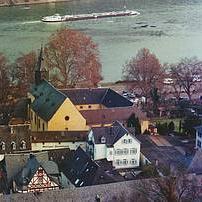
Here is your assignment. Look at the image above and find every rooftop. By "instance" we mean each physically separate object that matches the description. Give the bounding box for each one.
[91,121,138,146]
[30,80,66,121]
[81,106,147,126]
[60,88,133,108]
[31,131,88,143]
[135,135,194,173]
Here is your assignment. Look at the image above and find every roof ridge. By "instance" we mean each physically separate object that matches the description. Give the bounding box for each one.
[100,88,109,105]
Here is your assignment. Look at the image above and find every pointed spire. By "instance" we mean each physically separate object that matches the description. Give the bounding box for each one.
[35,45,43,85]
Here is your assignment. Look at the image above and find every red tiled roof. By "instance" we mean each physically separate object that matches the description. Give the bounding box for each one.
[80,106,147,125]
[31,131,88,143]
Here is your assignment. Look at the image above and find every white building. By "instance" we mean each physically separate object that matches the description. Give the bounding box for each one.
[195,126,202,149]
[87,121,140,169]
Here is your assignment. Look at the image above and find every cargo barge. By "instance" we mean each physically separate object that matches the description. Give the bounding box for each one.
[41,10,140,22]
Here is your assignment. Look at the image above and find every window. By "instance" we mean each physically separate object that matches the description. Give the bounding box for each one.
[42,123,45,131]
[88,105,92,109]
[123,159,128,165]
[109,151,113,155]
[11,142,16,150]
[34,115,37,124]
[1,142,5,151]
[123,148,129,154]
[128,139,132,143]
[21,140,26,150]
[65,116,70,121]
[197,140,201,148]
[130,148,137,154]
[75,179,80,185]
[116,159,122,165]
[130,159,137,165]
[101,136,106,143]
[38,119,40,129]
[30,111,33,120]
[116,149,123,155]
[80,106,83,109]
[123,139,127,144]
[198,132,202,138]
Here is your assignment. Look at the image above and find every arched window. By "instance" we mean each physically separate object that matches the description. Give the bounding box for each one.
[11,141,16,150]
[101,136,106,143]
[1,142,5,151]
[21,140,26,150]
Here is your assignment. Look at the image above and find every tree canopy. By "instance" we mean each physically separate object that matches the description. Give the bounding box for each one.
[169,57,202,101]
[122,48,165,102]
[0,53,10,103]
[44,28,102,88]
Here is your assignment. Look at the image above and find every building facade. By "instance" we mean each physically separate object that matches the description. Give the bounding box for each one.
[87,121,141,169]
[195,126,202,149]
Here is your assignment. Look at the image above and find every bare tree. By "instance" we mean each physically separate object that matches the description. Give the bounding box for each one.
[122,48,165,104]
[44,28,102,88]
[137,173,198,202]
[0,53,10,103]
[14,51,37,96]
[170,57,202,101]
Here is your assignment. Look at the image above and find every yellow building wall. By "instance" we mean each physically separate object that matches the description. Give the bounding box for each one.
[140,120,149,134]
[30,109,48,132]
[76,104,103,111]
[48,98,89,131]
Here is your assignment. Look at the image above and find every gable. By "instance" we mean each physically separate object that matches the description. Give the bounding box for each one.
[48,98,88,131]
[28,166,58,190]
[114,133,140,147]
[101,89,133,108]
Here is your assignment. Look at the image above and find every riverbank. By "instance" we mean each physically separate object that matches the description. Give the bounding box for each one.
[0,0,70,7]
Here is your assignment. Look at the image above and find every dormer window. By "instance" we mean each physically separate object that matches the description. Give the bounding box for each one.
[101,136,106,143]
[11,141,16,150]
[21,140,26,150]
[1,142,5,151]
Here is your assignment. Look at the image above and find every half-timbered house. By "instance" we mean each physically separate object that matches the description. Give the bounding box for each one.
[13,154,60,193]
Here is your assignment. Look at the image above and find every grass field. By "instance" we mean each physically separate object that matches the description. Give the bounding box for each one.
[152,118,184,132]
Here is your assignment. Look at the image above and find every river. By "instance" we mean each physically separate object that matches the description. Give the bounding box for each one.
[0,0,202,81]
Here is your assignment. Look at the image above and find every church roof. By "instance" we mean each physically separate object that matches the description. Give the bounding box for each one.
[60,88,133,107]
[30,80,66,121]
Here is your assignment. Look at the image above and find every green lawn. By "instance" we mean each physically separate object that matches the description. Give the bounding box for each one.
[152,118,184,133]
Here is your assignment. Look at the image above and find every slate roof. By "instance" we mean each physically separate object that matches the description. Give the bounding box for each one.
[135,135,193,174]
[101,88,133,108]
[59,147,98,187]
[81,107,147,127]
[31,131,88,143]
[30,80,66,121]
[60,88,133,107]
[14,155,40,187]
[5,152,49,183]
[60,88,107,105]
[91,121,137,146]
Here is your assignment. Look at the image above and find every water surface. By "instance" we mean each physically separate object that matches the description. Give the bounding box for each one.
[0,0,202,81]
